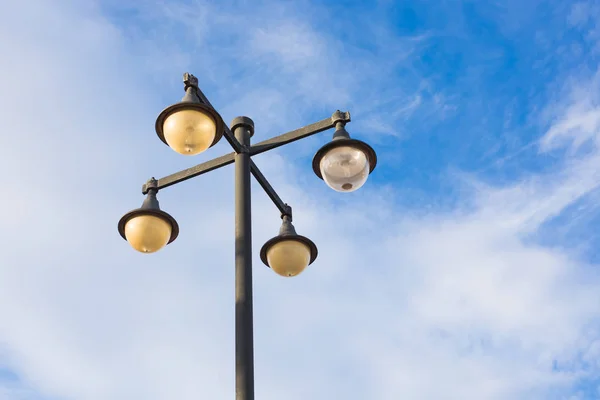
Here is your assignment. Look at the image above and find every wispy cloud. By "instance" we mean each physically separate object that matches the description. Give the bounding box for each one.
[2,1,600,400]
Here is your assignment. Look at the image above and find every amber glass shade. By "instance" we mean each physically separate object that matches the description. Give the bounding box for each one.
[266,239,312,277]
[124,214,172,253]
[163,109,217,155]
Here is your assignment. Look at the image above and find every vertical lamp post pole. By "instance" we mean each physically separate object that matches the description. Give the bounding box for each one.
[118,73,378,399]
[232,117,255,400]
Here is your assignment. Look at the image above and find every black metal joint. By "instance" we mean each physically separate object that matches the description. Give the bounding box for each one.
[141,177,158,195]
[180,73,209,106]
[183,72,199,90]
[281,204,293,221]
[239,145,250,154]
[331,110,351,126]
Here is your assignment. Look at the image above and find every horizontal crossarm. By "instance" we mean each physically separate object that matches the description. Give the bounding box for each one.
[249,111,351,156]
[142,152,235,194]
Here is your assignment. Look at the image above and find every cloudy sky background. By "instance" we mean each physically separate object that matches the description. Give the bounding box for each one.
[2,0,600,399]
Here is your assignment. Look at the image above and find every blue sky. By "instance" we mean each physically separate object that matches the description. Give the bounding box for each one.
[2,0,600,399]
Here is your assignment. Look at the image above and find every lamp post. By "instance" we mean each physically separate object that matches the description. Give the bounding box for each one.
[118,73,377,400]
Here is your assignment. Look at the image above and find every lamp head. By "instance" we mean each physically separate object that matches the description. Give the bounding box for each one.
[155,73,224,155]
[118,183,179,253]
[260,215,318,277]
[312,122,377,192]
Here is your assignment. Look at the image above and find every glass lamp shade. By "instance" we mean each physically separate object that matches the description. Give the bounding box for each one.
[266,239,312,277]
[319,145,370,192]
[162,108,217,155]
[124,214,172,253]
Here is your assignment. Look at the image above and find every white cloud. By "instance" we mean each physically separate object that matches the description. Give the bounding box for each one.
[1,1,600,400]
[567,1,600,55]
[540,69,600,153]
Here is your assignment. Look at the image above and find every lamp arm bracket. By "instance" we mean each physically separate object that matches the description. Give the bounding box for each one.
[249,110,351,156]
[249,159,290,218]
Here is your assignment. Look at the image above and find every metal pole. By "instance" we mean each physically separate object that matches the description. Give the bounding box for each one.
[231,116,255,400]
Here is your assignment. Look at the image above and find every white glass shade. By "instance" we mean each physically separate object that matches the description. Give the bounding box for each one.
[124,214,172,253]
[266,239,311,277]
[163,109,217,155]
[319,145,370,192]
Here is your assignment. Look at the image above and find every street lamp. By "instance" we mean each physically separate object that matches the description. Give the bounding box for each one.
[155,73,225,155]
[313,120,377,192]
[260,215,318,277]
[118,73,378,400]
[118,184,179,253]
